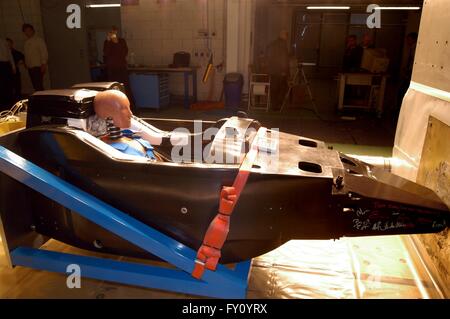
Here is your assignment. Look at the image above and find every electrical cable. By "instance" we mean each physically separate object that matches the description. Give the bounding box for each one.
[213,0,216,35]
[288,15,352,124]
[0,100,27,123]
[17,0,25,24]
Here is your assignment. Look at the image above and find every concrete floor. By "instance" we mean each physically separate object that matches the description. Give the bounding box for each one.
[0,236,443,298]
[135,75,399,149]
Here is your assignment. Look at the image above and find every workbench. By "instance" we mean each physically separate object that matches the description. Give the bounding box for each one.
[337,72,388,116]
[129,66,199,109]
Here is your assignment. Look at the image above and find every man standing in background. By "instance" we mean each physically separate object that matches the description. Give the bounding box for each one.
[23,23,48,92]
[265,30,290,111]
[0,38,16,110]
[343,35,363,72]
[103,26,129,87]
[361,33,375,49]
[6,38,25,102]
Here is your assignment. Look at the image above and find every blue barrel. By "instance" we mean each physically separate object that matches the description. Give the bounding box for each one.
[224,73,243,109]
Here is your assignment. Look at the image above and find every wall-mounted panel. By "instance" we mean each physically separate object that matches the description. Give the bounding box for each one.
[412,0,450,92]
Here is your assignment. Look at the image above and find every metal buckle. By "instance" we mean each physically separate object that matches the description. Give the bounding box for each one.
[194,259,205,266]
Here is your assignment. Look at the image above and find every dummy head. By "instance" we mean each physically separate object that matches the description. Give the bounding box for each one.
[94,90,132,128]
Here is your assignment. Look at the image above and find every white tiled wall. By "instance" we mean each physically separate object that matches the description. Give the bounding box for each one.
[121,0,226,101]
[0,0,49,94]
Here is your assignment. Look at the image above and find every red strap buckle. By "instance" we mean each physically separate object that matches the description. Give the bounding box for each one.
[219,186,237,215]
[191,186,237,279]
[191,245,222,279]
[191,127,265,279]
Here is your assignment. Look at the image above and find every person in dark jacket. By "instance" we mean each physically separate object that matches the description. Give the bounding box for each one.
[265,30,290,111]
[6,38,25,102]
[0,38,15,110]
[343,35,363,72]
[103,26,129,85]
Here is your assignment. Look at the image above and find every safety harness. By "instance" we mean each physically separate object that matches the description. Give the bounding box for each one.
[101,120,156,160]
[191,127,267,279]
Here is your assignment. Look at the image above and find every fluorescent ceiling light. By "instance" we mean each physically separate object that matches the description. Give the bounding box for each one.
[374,7,421,10]
[307,6,350,10]
[86,4,121,8]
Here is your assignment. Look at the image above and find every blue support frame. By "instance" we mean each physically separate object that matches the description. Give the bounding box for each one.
[0,146,251,298]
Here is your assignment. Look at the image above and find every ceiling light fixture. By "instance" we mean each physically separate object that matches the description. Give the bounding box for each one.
[306,6,350,10]
[86,4,121,8]
[374,7,421,10]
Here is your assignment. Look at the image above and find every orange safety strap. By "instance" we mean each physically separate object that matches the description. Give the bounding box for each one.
[192,128,267,279]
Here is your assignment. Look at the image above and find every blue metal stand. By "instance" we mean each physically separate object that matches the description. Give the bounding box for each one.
[0,146,251,298]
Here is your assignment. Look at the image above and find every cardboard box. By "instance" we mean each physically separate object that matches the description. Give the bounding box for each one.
[361,48,390,73]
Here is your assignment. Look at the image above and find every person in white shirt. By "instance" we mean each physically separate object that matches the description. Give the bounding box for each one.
[0,38,16,110]
[22,23,48,92]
